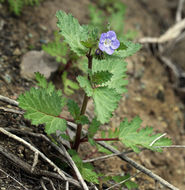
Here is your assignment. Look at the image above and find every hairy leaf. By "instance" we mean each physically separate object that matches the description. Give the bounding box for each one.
[77,76,93,96]
[18,88,66,134]
[8,0,23,15]
[76,115,89,125]
[42,31,68,63]
[93,57,128,94]
[35,72,63,98]
[69,150,99,184]
[88,118,101,145]
[56,10,89,56]
[93,87,121,124]
[62,72,79,95]
[115,40,141,58]
[119,117,172,153]
[112,174,138,189]
[91,71,113,85]
[67,99,80,119]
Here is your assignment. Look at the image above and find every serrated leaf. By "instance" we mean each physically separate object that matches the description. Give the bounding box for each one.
[93,87,121,124]
[35,72,47,89]
[42,40,68,63]
[77,76,93,96]
[35,72,63,102]
[62,72,79,95]
[67,99,80,119]
[91,71,113,85]
[8,0,23,15]
[93,57,128,94]
[81,167,99,184]
[88,118,101,145]
[114,40,141,58]
[81,39,97,48]
[76,115,89,125]
[18,88,66,134]
[56,10,89,56]
[119,117,172,153]
[67,99,89,124]
[112,174,138,189]
[77,74,121,124]
[88,118,101,138]
[69,150,99,184]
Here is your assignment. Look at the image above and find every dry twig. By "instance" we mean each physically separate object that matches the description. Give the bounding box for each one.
[0,144,81,188]
[139,18,185,44]
[105,171,141,190]
[0,127,67,181]
[176,0,185,22]
[0,168,28,190]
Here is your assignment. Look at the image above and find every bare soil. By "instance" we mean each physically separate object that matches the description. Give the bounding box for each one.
[0,0,185,189]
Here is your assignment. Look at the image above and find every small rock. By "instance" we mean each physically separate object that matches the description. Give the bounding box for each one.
[2,73,12,84]
[13,48,21,56]
[0,19,5,31]
[20,50,59,79]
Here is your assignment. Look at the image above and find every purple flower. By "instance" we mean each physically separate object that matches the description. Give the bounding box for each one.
[98,31,120,55]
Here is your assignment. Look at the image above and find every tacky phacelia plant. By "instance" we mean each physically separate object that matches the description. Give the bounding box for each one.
[18,10,172,188]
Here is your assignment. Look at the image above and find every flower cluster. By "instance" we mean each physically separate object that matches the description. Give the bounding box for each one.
[99,31,120,55]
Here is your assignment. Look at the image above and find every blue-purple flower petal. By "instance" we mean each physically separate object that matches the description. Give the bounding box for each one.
[104,47,114,55]
[111,39,120,49]
[100,33,107,43]
[98,30,120,55]
[107,31,117,40]
[99,42,105,51]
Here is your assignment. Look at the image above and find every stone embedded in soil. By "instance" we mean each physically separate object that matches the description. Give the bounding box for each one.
[20,50,59,79]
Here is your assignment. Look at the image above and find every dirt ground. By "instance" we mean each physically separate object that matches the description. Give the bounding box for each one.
[0,0,185,189]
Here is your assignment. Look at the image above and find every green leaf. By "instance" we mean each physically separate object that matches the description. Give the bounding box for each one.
[77,75,121,123]
[112,174,138,189]
[35,72,47,88]
[67,99,89,124]
[88,118,101,138]
[91,71,113,85]
[67,99,80,119]
[81,166,99,184]
[114,40,141,58]
[77,76,93,96]
[56,10,89,56]
[93,87,121,124]
[93,57,128,94]
[81,39,97,48]
[119,117,172,153]
[76,115,89,125]
[18,88,66,134]
[35,72,63,99]
[88,118,101,145]
[42,31,68,63]
[62,72,79,95]
[69,150,99,184]
[8,0,23,15]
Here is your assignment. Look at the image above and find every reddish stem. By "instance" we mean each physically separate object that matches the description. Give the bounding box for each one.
[80,137,119,143]
[72,49,92,151]
[57,115,74,122]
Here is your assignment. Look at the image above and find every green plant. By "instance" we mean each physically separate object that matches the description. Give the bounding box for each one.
[18,10,172,189]
[0,0,41,15]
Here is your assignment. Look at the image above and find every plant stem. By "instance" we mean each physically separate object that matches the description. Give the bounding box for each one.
[72,49,92,151]
[80,138,119,143]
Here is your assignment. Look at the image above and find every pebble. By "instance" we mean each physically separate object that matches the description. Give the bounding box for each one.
[13,48,21,56]
[0,20,5,31]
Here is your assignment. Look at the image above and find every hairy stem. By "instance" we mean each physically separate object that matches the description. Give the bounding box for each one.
[72,49,92,151]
